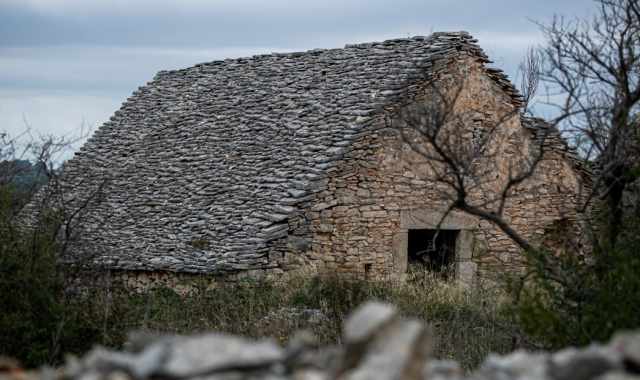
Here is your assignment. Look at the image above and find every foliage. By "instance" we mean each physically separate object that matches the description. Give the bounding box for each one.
[0,186,101,367]
[512,218,640,348]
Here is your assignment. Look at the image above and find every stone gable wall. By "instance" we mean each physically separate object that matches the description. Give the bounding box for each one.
[292,57,585,281]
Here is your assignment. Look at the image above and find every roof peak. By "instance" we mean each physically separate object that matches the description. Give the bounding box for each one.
[343,31,473,48]
[156,31,479,78]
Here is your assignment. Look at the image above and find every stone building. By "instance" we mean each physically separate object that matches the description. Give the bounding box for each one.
[53,32,589,287]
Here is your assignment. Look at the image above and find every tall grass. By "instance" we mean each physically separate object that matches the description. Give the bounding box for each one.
[69,269,528,370]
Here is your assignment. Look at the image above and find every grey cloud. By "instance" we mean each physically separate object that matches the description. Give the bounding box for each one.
[0,89,119,143]
[1,0,591,48]
[0,45,294,138]
[0,0,598,141]
[0,45,295,92]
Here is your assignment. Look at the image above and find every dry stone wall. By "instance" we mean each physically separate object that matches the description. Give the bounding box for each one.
[292,58,587,281]
[7,302,640,380]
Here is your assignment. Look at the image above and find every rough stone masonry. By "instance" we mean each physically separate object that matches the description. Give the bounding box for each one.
[28,31,591,287]
[5,302,640,380]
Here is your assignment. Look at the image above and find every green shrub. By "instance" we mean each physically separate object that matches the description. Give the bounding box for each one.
[0,187,101,366]
[512,219,640,348]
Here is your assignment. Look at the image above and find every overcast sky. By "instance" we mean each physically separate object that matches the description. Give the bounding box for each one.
[0,0,595,149]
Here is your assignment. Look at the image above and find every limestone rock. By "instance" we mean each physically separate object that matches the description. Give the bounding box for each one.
[475,351,549,380]
[610,331,640,371]
[343,302,398,345]
[423,360,463,380]
[156,334,284,377]
[339,302,431,380]
[550,346,622,380]
[342,319,430,380]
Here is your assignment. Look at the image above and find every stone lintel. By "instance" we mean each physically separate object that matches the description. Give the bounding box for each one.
[400,208,477,230]
[394,208,478,283]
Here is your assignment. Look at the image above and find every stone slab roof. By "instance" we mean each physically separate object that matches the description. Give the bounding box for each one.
[64,31,524,273]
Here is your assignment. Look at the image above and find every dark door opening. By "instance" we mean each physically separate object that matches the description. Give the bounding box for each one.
[408,229,458,277]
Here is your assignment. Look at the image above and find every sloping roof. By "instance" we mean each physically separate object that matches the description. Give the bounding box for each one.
[63,31,522,273]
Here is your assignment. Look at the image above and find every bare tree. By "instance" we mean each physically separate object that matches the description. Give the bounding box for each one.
[392,0,638,260]
[1,124,117,265]
[0,126,113,364]
[539,0,640,248]
[1,120,93,210]
[388,54,544,254]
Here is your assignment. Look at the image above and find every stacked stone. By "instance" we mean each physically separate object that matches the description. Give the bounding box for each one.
[8,302,640,380]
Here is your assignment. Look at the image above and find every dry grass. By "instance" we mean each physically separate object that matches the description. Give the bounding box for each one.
[73,268,530,369]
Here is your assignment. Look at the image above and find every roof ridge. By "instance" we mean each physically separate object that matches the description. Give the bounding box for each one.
[153,31,478,79]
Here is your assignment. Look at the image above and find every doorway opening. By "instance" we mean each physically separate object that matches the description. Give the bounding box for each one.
[407,229,458,277]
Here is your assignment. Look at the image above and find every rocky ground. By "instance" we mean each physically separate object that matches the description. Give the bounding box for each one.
[2,302,639,380]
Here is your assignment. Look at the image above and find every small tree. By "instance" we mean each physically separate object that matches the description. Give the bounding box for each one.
[0,129,105,366]
[539,0,640,249]
[515,0,640,346]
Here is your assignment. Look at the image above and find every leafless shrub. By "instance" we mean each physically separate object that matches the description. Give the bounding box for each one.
[392,0,639,256]
[387,60,543,252]
[538,0,640,248]
[0,125,110,365]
